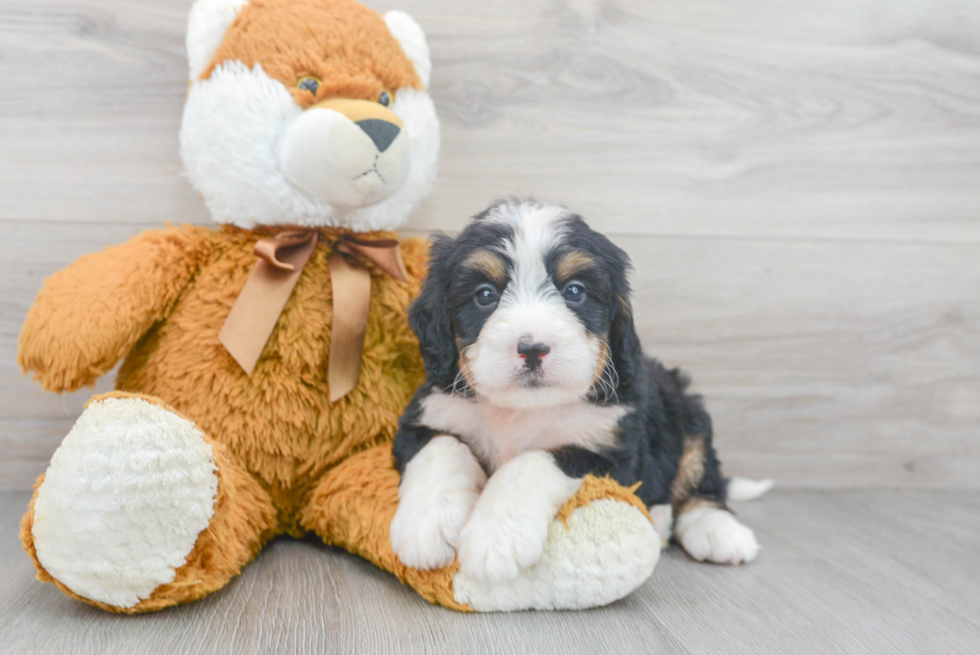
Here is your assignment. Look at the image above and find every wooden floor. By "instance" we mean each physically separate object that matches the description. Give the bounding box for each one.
[2,491,978,655]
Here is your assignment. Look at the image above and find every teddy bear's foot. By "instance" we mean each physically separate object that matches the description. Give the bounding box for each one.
[451,477,661,611]
[304,446,660,612]
[22,392,277,613]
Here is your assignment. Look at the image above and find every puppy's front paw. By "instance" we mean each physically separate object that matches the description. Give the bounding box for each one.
[455,451,582,583]
[455,500,552,584]
[390,436,486,570]
[390,487,478,570]
[676,506,760,565]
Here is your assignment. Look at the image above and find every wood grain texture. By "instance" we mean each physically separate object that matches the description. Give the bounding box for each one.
[3,222,978,490]
[2,0,980,490]
[1,0,979,240]
[2,491,979,654]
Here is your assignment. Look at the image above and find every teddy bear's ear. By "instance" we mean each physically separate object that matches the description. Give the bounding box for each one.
[384,11,432,89]
[186,0,249,82]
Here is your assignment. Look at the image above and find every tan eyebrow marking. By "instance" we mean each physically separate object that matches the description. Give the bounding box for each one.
[462,250,508,286]
[555,250,595,283]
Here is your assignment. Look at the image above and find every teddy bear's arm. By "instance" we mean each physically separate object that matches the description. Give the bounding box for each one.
[18,226,211,393]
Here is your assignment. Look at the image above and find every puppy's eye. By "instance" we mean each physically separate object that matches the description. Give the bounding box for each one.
[474,285,499,308]
[562,282,586,303]
[379,90,392,107]
[298,76,321,97]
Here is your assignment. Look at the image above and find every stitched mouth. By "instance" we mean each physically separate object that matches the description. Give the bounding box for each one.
[353,154,387,185]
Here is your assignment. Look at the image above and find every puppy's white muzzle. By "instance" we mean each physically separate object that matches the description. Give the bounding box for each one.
[468,301,601,409]
[279,104,411,209]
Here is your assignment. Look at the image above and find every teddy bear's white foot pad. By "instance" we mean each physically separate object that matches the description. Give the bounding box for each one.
[452,499,660,611]
[31,397,218,608]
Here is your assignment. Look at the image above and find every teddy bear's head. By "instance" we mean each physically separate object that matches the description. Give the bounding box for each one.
[180,0,439,232]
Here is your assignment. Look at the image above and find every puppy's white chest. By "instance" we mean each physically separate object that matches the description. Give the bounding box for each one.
[420,392,628,471]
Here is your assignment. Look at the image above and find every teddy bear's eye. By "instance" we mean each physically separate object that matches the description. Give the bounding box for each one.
[378,90,391,107]
[297,76,321,97]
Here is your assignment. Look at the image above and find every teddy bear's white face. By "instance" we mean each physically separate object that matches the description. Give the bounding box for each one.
[180,0,439,232]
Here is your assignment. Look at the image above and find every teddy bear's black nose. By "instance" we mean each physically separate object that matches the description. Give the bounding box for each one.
[356,119,400,152]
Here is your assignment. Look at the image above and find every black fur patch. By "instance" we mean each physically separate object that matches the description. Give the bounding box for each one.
[396,200,730,511]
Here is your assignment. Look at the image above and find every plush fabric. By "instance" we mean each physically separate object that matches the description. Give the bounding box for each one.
[22,226,429,533]
[201,0,421,99]
[18,0,658,614]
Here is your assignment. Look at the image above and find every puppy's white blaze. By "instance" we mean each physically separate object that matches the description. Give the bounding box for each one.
[421,391,626,472]
[466,202,600,409]
[675,506,760,565]
[390,436,486,570]
[497,203,566,307]
[456,451,582,583]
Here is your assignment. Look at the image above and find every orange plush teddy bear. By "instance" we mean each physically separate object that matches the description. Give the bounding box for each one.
[18,0,660,614]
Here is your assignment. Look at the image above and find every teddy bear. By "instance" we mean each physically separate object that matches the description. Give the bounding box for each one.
[17,0,661,614]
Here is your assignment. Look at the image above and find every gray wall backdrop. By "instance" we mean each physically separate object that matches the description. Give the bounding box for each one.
[2,0,979,490]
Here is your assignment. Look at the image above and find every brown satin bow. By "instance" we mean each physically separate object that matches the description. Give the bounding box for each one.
[218,229,408,402]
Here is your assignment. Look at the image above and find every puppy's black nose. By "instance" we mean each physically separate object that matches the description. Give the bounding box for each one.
[356,119,400,152]
[517,340,551,369]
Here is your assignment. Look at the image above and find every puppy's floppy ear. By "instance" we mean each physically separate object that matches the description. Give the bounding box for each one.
[410,233,458,384]
[595,234,642,388]
[609,293,643,388]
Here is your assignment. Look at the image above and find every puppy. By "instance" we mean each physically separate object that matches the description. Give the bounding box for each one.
[391,199,765,582]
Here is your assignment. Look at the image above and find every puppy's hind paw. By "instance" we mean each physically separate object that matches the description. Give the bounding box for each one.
[676,506,759,565]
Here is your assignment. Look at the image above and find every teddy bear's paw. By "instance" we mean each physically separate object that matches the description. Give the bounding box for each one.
[30,396,218,609]
[453,498,661,611]
[675,505,760,565]
[391,436,486,570]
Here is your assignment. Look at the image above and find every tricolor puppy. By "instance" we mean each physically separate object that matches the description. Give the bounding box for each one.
[391,200,768,582]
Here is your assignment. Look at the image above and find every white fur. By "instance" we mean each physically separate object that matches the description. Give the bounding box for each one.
[727,476,775,502]
[456,451,582,583]
[391,436,487,570]
[180,65,439,231]
[279,106,411,208]
[648,503,673,544]
[454,499,660,611]
[466,202,602,409]
[31,397,218,608]
[421,391,627,472]
[675,506,760,565]
[385,11,431,88]
[186,0,248,81]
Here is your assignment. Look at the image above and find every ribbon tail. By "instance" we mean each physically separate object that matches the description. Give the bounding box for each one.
[219,234,318,375]
[328,251,373,402]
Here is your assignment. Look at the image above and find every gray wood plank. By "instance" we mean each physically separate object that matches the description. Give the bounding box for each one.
[1,491,978,654]
[0,0,979,242]
[3,0,980,490]
[3,221,978,490]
